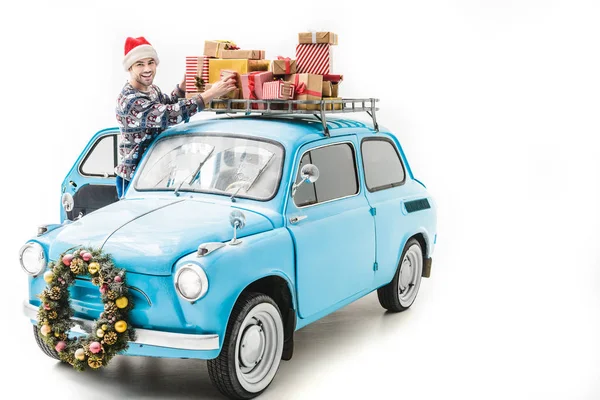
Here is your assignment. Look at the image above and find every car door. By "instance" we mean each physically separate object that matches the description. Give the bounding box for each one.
[285,136,376,319]
[359,136,416,287]
[60,128,120,223]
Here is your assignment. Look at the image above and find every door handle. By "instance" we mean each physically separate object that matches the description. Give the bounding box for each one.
[289,215,307,224]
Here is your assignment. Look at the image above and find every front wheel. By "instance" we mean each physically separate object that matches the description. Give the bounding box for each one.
[32,325,61,361]
[378,238,423,312]
[207,292,284,399]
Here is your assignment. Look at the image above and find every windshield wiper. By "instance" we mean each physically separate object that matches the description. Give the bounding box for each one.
[174,147,215,197]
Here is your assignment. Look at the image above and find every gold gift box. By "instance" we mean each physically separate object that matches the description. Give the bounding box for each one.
[208,59,271,84]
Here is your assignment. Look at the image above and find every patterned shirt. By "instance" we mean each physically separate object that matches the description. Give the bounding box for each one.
[115,83,205,180]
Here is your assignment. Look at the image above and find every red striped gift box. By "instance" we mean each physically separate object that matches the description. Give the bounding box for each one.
[185,56,210,92]
[296,43,332,75]
[263,81,295,100]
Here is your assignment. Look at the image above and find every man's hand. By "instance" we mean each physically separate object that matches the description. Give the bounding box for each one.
[200,76,237,104]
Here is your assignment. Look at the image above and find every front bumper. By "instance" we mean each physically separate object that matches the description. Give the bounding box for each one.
[23,301,219,352]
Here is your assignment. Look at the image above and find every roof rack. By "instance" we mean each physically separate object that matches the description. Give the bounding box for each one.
[203,98,379,137]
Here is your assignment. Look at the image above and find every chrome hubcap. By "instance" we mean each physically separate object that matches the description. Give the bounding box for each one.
[239,322,266,370]
[398,244,423,306]
[235,303,284,393]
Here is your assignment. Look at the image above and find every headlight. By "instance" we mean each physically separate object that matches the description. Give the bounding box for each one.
[19,242,46,276]
[174,264,208,302]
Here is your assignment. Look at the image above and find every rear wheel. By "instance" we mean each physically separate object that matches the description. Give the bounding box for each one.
[378,238,423,312]
[208,292,284,399]
[32,325,61,361]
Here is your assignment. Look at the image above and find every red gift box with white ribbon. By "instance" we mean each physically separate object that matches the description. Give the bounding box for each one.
[185,56,210,93]
[296,43,332,75]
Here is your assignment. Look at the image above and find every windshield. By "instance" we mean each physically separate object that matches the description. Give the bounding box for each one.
[134,134,284,200]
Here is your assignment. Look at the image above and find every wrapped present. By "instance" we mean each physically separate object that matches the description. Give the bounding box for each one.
[209,59,248,84]
[322,81,333,97]
[204,40,238,58]
[204,84,243,109]
[322,74,343,83]
[263,80,295,100]
[323,74,343,97]
[241,71,274,109]
[272,56,297,75]
[298,31,338,45]
[249,59,271,71]
[209,59,271,84]
[331,82,340,97]
[323,97,343,110]
[296,43,332,75]
[221,49,265,60]
[185,56,210,93]
[286,73,322,110]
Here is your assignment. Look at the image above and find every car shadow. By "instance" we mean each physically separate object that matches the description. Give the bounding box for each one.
[50,292,412,399]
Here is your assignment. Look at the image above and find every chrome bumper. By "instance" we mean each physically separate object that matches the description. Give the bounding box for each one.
[23,302,219,351]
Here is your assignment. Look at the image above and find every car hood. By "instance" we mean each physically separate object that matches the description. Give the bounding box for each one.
[48,198,273,275]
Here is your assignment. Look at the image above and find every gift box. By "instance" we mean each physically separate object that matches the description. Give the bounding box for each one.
[322,81,333,97]
[263,80,295,100]
[185,56,210,93]
[204,84,243,109]
[322,74,343,97]
[331,82,340,97]
[221,49,265,60]
[286,73,322,110]
[204,40,237,58]
[323,97,343,110]
[249,59,271,72]
[272,57,297,75]
[209,59,271,84]
[322,74,343,83]
[298,31,338,45]
[296,43,332,75]
[241,71,274,109]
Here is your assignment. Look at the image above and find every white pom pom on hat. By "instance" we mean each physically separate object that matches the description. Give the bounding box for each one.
[123,36,160,71]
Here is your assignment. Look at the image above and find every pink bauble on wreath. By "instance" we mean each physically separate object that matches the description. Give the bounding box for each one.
[89,342,102,354]
[82,252,92,261]
[62,254,74,266]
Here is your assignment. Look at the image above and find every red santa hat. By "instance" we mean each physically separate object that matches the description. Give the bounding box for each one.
[123,36,160,71]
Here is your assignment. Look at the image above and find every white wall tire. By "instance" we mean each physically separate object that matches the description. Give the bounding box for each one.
[377,238,423,312]
[208,292,284,399]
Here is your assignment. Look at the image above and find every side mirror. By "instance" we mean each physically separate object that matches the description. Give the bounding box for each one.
[292,164,319,197]
[229,210,246,245]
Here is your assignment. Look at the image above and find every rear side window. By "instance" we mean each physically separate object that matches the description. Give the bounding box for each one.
[294,142,359,207]
[80,135,118,177]
[361,138,405,191]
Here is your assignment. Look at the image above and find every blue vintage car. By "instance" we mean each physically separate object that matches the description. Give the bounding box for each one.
[20,101,437,399]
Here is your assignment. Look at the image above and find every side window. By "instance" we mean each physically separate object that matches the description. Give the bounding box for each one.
[361,139,405,191]
[79,135,118,177]
[293,142,359,207]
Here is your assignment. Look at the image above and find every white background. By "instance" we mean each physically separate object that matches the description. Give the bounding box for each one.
[1,0,599,399]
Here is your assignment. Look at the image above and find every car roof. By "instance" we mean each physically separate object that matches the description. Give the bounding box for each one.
[162,115,383,149]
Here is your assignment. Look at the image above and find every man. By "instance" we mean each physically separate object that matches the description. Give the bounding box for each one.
[115,36,236,197]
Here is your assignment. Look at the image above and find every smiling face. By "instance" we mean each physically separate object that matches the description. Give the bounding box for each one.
[129,58,156,91]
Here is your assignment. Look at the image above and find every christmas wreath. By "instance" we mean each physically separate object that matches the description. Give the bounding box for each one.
[36,247,135,371]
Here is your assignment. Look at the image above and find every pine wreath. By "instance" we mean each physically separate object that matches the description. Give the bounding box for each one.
[36,247,136,371]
